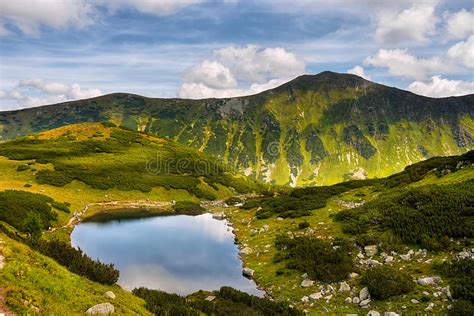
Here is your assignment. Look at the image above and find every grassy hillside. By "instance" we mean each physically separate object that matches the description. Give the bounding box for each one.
[210,151,474,315]
[1,72,472,186]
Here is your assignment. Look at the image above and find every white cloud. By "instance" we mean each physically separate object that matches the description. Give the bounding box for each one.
[374,2,438,44]
[1,79,102,109]
[183,60,237,89]
[179,78,289,99]
[103,0,203,16]
[214,45,305,82]
[444,9,474,39]
[347,65,371,80]
[179,45,305,99]
[364,49,454,80]
[0,0,96,36]
[448,35,474,68]
[407,76,474,98]
[0,0,204,36]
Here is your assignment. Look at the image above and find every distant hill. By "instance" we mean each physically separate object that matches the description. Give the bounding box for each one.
[1,71,472,186]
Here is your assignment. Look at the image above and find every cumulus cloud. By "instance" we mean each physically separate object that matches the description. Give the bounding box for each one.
[374,2,439,44]
[179,45,305,99]
[448,35,474,68]
[214,45,305,82]
[183,60,237,89]
[444,9,474,39]
[0,0,96,36]
[0,0,204,36]
[364,49,454,80]
[347,65,371,80]
[1,79,102,109]
[407,76,474,98]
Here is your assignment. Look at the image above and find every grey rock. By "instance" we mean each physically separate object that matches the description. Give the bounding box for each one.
[384,256,394,263]
[359,287,370,301]
[425,302,434,311]
[309,292,322,301]
[339,281,351,292]
[360,299,371,307]
[212,212,225,220]
[410,299,419,304]
[205,295,216,301]
[364,245,378,257]
[242,267,254,278]
[349,272,359,279]
[301,296,309,303]
[417,276,441,285]
[344,297,352,304]
[104,291,116,299]
[352,297,360,304]
[367,311,380,316]
[240,247,253,255]
[383,313,400,316]
[301,279,314,288]
[86,303,114,315]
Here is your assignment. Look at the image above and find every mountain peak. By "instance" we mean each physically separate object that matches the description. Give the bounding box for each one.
[270,71,373,95]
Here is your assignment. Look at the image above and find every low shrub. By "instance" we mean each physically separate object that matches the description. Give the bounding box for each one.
[274,236,354,283]
[16,164,30,171]
[298,221,310,230]
[31,239,119,285]
[361,266,414,300]
[172,201,206,216]
[51,201,70,213]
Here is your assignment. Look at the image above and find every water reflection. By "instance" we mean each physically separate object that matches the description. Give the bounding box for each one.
[71,213,262,296]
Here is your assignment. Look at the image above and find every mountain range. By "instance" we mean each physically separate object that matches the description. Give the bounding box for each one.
[1,71,473,186]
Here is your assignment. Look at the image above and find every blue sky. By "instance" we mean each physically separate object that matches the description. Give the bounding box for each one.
[0,0,473,110]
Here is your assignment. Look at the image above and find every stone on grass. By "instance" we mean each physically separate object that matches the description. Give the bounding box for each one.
[359,287,370,301]
[344,297,352,304]
[242,267,254,278]
[301,279,314,288]
[416,276,441,285]
[364,245,378,257]
[240,247,253,255]
[339,281,351,292]
[86,303,114,315]
[309,292,322,301]
[104,291,116,299]
[367,311,380,316]
[205,296,215,301]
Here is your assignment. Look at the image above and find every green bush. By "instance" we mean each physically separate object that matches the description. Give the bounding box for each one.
[16,164,30,171]
[361,266,414,300]
[172,201,206,216]
[51,201,70,213]
[298,221,310,230]
[274,236,354,283]
[0,190,57,232]
[434,259,474,303]
[31,239,119,285]
[133,286,303,316]
[334,181,474,249]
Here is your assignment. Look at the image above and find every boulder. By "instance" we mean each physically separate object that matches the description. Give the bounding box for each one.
[205,296,216,301]
[309,292,322,301]
[425,302,434,311]
[352,297,360,304]
[416,276,441,285]
[359,287,370,301]
[104,291,116,299]
[86,303,114,315]
[367,311,380,316]
[349,272,359,279]
[339,281,351,292]
[300,279,314,288]
[364,245,378,257]
[344,297,352,304]
[212,212,225,220]
[410,299,419,304]
[301,296,309,303]
[384,256,394,264]
[242,267,254,278]
[359,299,371,307]
[240,247,253,255]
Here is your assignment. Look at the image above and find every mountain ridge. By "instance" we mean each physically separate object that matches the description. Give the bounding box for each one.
[1,71,473,186]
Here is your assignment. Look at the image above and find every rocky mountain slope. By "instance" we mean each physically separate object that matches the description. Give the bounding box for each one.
[1,72,473,186]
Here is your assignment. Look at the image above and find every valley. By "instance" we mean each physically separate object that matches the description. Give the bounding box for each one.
[0,120,472,315]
